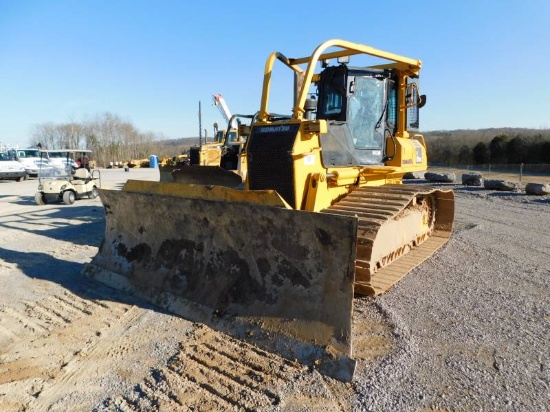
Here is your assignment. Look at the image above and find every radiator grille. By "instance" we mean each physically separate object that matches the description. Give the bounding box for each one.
[189,147,200,165]
[247,124,299,208]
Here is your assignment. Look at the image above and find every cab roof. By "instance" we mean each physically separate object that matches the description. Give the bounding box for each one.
[38,149,92,154]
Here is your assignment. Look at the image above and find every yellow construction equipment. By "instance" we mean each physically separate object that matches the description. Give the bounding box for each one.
[185,94,243,169]
[159,114,255,185]
[84,39,454,382]
[161,113,253,183]
[189,115,252,170]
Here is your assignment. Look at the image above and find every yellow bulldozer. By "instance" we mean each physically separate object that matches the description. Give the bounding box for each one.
[160,114,254,183]
[84,39,454,382]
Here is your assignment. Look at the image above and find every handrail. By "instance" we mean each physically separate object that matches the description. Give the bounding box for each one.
[258,39,422,122]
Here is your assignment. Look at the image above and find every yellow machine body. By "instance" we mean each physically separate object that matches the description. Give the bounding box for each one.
[85,39,454,382]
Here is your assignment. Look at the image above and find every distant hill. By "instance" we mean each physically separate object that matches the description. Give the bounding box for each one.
[423,127,550,143]
[422,128,550,165]
[165,128,550,146]
[157,128,550,164]
[161,136,203,149]
[157,136,217,157]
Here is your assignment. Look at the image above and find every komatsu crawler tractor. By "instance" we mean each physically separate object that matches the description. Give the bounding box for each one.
[84,39,454,381]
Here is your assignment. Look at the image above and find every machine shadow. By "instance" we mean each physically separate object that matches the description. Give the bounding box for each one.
[0,204,106,248]
[0,246,167,313]
[9,195,37,205]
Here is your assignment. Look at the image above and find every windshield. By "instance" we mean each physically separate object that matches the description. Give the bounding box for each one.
[0,152,10,161]
[49,152,66,159]
[19,150,41,158]
[226,131,238,143]
[347,76,385,149]
[37,160,71,179]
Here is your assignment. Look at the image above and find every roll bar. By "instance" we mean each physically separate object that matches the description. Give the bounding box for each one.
[258,39,422,122]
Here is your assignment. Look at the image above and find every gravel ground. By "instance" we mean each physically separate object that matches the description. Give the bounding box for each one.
[352,186,550,411]
[0,169,548,411]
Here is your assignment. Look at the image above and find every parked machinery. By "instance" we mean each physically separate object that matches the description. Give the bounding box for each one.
[84,39,454,381]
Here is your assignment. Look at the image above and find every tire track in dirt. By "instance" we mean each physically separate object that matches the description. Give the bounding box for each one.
[0,288,140,411]
[0,289,119,346]
[0,306,49,337]
[26,305,145,410]
[102,325,303,411]
[100,324,355,411]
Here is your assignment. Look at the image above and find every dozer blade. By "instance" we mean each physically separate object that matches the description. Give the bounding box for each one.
[172,165,243,187]
[83,181,358,381]
[159,165,178,182]
[159,165,242,187]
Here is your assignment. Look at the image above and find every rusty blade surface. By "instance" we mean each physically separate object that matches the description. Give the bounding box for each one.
[84,185,358,381]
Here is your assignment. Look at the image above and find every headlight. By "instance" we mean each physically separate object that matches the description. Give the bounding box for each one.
[60,184,67,190]
[38,185,43,190]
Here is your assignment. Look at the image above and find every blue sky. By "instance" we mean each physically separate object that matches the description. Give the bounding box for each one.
[1,0,549,147]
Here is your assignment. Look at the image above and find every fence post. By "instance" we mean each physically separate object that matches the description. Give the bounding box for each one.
[519,163,523,182]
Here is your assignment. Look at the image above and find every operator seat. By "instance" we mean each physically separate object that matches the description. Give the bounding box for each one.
[73,167,91,184]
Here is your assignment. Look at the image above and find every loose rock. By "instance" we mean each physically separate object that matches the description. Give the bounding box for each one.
[462,172,483,186]
[403,171,425,180]
[525,182,550,195]
[483,179,520,191]
[425,172,456,183]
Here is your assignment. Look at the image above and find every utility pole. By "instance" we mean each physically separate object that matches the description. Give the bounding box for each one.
[198,101,203,146]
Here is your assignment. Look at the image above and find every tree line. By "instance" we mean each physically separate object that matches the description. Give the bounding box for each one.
[29,112,172,167]
[424,128,550,166]
[28,116,550,169]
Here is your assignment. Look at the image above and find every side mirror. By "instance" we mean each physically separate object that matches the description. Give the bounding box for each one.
[418,94,427,109]
[406,83,426,108]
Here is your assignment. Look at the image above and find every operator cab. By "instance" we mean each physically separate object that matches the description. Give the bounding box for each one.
[314,65,395,166]
[313,63,421,167]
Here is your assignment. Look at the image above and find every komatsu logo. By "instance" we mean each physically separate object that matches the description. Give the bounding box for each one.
[259,126,291,133]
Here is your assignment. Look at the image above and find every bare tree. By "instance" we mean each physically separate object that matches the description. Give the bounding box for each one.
[29,112,181,167]
[30,122,57,149]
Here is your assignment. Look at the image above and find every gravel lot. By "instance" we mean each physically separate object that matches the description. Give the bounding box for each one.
[0,168,548,411]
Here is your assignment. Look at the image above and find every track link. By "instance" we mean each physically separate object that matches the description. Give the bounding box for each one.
[323,184,454,296]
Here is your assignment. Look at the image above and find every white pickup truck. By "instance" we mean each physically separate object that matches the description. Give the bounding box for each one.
[0,152,27,181]
[8,148,52,177]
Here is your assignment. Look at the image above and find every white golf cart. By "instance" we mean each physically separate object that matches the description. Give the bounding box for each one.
[34,149,101,205]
